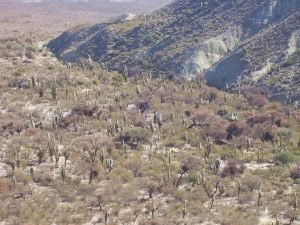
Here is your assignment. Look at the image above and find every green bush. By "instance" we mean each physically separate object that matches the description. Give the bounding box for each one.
[92,79,99,85]
[47,65,55,70]
[182,9,192,15]
[274,152,295,165]
[282,50,300,67]
[117,128,151,144]
[112,74,125,86]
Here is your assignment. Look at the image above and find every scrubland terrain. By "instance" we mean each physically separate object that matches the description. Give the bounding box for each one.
[0,0,300,225]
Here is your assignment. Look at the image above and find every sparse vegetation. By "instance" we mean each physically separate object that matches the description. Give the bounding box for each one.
[0,1,299,225]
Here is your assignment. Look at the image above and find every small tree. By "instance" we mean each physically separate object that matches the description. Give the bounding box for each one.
[175,164,189,187]
[79,134,114,183]
[33,135,49,164]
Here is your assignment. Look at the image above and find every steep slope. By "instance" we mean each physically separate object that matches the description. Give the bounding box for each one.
[48,0,300,104]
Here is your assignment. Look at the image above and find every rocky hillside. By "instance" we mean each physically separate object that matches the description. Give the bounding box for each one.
[48,0,300,105]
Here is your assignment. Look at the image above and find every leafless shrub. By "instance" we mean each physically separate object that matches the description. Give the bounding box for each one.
[221,159,245,177]
[226,122,250,140]
[290,166,300,180]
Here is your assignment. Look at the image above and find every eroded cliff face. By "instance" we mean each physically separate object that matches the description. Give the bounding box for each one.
[185,25,243,76]
[186,0,300,89]
[48,0,300,102]
[288,29,300,56]
[251,0,299,26]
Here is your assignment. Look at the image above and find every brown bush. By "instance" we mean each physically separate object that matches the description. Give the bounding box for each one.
[71,105,97,117]
[270,111,284,127]
[246,113,270,127]
[0,117,23,135]
[226,122,249,140]
[250,95,268,107]
[261,130,274,142]
[290,166,300,180]
[205,123,227,141]
[191,110,216,127]
[191,112,229,141]
[217,108,228,116]
[243,86,270,108]
[243,86,271,97]
[33,171,53,186]
[0,178,13,193]
[221,159,245,177]
[124,158,143,177]
[25,128,41,137]
[130,110,146,128]
[182,156,202,172]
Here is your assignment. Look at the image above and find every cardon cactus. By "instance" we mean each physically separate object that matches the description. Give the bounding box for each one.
[106,158,114,173]
[182,200,187,218]
[293,192,298,211]
[204,136,213,162]
[51,79,58,101]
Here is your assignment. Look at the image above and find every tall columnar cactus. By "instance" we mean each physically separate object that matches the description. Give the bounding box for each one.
[275,214,279,225]
[279,134,282,148]
[185,132,188,144]
[148,70,153,79]
[210,193,216,209]
[284,133,290,148]
[204,136,213,162]
[236,180,241,199]
[153,111,159,125]
[136,86,140,95]
[122,64,128,82]
[48,142,56,162]
[61,166,66,181]
[114,120,120,132]
[104,209,108,225]
[36,145,46,164]
[31,75,36,88]
[100,149,106,164]
[151,199,156,219]
[85,90,90,100]
[246,138,251,151]
[53,115,58,131]
[170,112,175,123]
[114,92,121,103]
[107,120,114,136]
[106,158,114,173]
[30,167,34,178]
[214,157,220,174]
[73,92,77,101]
[198,139,202,150]
[257,190,262,206]
[167,167,171,182]
[167,150,171,164]
[65,84,69,100]
[63,148,70,167]
[160,90,166,104]
[75,121,80,135]
[293,192,298,211]
[257,180,262,206]
[182,200,187,218]
[15,150,21,169]
[198,169,207,187]
[54,147,60,167]
[153,111,163,129]
[224,93,228,103]
[182,114,186,127]
[218,182,226,197]
[51,79,58,101]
